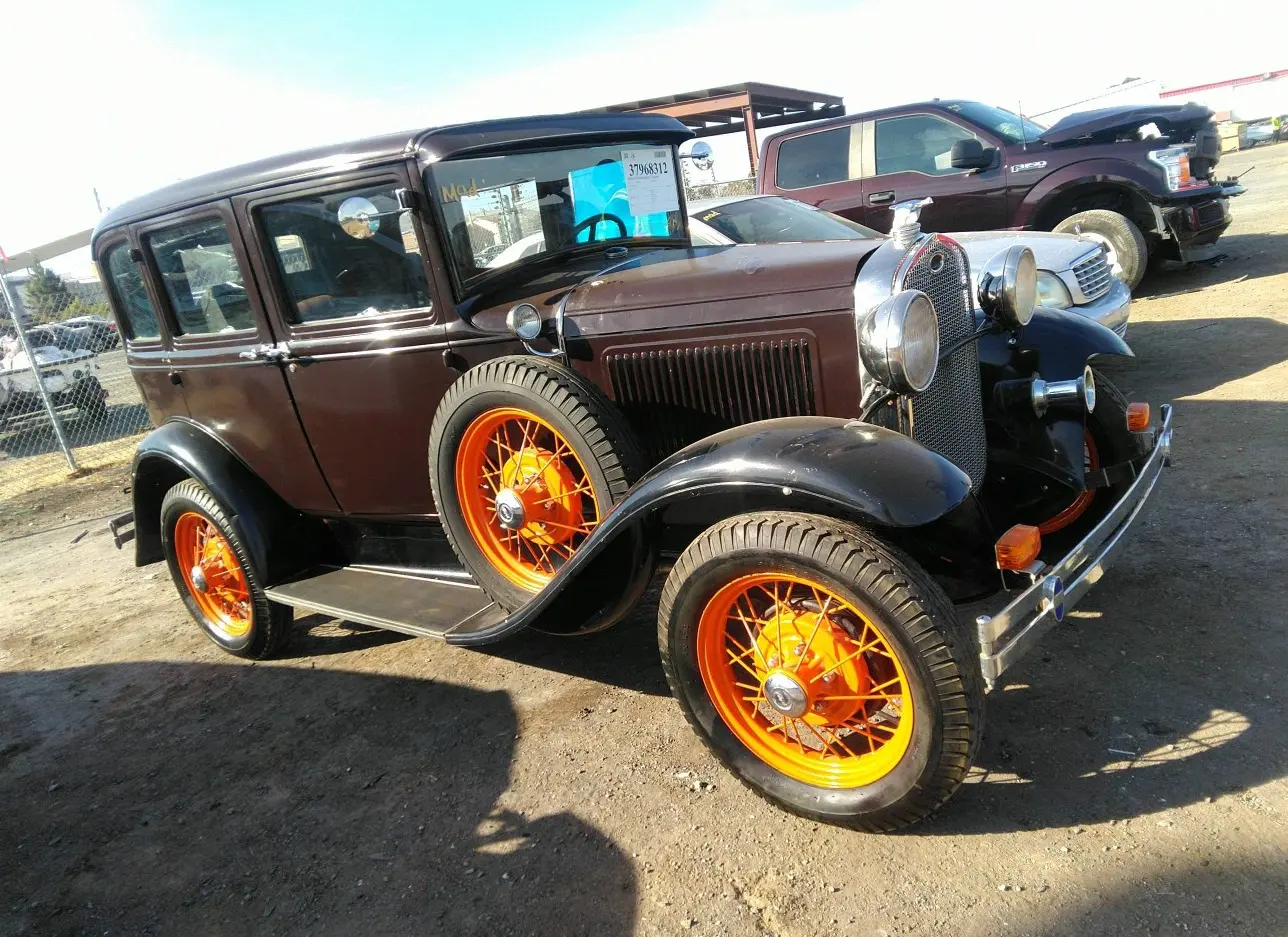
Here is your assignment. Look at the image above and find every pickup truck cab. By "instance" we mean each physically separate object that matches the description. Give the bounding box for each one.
[758,100,1241,288]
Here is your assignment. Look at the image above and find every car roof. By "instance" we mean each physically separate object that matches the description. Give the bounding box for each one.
[687,194,765,214]
[760,99,970,145]
[93,113,692,245]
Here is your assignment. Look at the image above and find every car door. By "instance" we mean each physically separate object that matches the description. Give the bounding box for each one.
[762,122,865,223]
[136,201,339,512]
[237,166,456,517]
[859,113,1007,233]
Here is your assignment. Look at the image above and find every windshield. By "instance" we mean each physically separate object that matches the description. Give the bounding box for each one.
[943,102,1046,144]
[428,143,687,290]
[695,197,881,243]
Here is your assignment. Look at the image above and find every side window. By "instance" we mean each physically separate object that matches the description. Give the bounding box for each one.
[103,243,159,339]
[146,217,254,335]
[775,126,854,190]
[875,115,978,176]
[259,183,431,324]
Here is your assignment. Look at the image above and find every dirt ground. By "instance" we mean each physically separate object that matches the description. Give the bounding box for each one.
[2,145,1286,937]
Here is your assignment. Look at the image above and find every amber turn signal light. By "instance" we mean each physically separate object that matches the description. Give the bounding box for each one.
[1126,402,1151,432]
[996,524,1042,571]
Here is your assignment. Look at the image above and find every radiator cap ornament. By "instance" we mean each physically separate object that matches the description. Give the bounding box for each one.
[890,197,933,249]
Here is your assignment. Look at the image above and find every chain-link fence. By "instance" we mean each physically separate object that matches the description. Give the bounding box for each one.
[0,257,150,530]
[685,177,757,201]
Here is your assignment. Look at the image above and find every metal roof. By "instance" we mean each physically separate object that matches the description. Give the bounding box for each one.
[92,113,692,244]
[592,82,844,137]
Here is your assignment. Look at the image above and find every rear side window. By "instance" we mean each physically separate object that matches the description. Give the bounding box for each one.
[103,243,159,339]
[874,115,978,176]
[146,218,254,335]
[774,126,854,190]
[259,183,431,324]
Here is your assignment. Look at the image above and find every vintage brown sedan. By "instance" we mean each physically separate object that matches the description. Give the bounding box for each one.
[95,113,1173,831]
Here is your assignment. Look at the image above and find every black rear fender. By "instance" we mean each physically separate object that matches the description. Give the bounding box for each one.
[132,419,336,583]
[450,417,995,646]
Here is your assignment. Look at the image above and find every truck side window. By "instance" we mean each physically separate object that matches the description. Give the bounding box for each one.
[103,243,160,340]
[259,183,431,323]
[775,126,854,190]
[146,218,254,335]
[875,115,978,176]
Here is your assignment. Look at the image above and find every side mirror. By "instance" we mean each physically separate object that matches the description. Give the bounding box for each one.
[950,139,994,171]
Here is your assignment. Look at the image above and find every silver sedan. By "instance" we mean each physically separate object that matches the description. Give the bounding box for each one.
[688,195,1130,337]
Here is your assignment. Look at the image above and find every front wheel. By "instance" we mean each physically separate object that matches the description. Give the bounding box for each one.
[658,512,983,832]
[1053,210,1148,290]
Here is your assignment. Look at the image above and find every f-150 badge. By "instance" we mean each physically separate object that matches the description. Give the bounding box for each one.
[1010,160,1048,173]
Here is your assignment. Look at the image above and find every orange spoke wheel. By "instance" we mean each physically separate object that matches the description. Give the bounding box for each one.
[696,572,914,789]
[455,407,601,592]
[173,511,253,638]
[1038,430,1099,535]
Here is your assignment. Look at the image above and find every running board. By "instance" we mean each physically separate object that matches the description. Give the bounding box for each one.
[265,566,505,640]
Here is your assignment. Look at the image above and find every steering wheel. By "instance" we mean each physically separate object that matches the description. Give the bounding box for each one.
[570,213,628,243]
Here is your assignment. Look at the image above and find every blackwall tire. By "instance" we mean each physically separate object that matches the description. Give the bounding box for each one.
[429,356,644,615]
[1053,210,1148,290]
[658,511,984,832]
[160,479,293,659]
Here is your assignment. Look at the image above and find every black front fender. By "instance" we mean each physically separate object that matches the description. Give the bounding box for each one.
[979,305,1134,384]
[450,417,986,646]
[131,419,334,583]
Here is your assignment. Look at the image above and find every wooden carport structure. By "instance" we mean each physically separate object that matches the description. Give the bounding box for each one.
[590,82,845,175]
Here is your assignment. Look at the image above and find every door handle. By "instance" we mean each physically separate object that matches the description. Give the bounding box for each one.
[238,343,290,363]
[868,191,896,206]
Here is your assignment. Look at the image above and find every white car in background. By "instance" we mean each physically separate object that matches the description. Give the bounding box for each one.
[688,195,1130,336]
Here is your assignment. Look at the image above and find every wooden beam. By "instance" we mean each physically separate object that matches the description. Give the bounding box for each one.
[638,92,752,119]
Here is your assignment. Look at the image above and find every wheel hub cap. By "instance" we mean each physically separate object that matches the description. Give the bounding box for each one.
[493,488,526,531]
[189,565,208,593]
[763,671,808,717]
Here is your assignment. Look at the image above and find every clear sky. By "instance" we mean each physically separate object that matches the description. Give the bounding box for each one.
[1,0,1280,275]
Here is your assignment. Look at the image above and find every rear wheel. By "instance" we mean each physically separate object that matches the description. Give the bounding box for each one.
[659,512,983,831]
[160,479,293,659]
[1053,209,1148,289]
[429,356,643,613]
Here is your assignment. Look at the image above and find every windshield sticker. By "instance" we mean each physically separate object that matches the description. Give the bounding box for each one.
[701,210,721,221]
[621,148,680,216]
[1010,160,1048,173]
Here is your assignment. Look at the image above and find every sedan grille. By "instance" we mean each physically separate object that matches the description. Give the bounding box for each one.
[606,339,816,465]
[896,237,988,489]
[1073,251,1113,302]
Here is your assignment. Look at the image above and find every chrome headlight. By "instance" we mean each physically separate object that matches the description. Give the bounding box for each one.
[506,302,543,340]
[978,245,1037,329]
[1035,271,1073,310]
[859,289,940,394]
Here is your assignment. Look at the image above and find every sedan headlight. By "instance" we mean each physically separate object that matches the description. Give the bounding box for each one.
[1035,271,1073,310]
[859,289,940,394]
[978,245,1037,329]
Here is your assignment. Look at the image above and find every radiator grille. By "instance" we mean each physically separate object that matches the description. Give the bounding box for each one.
[1073,251,1113,302]
[898,239,988,488]
[606,340,816,464]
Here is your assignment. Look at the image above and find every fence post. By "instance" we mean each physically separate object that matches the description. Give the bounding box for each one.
[0,262,79,471]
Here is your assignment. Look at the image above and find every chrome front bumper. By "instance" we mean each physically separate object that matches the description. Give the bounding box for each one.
[976,403,1174,688]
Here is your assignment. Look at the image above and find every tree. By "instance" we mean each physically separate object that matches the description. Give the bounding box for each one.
[23,262,72,322]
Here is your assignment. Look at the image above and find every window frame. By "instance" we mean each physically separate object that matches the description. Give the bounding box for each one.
[135,200,270,349]
[772,123,860,191]
[97,232,165,348]
[869,112,982,180]
[238,165,439,342]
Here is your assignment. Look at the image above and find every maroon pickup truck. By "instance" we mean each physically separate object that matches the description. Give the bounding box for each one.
[758,100,1242,288]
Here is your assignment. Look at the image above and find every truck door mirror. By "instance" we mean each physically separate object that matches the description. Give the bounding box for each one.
[950,139,994,171]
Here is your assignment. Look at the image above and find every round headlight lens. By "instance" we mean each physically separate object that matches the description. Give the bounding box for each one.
[505,302,543,341]
[978,245,1038,328]
[1035,271,1073,310]
[859,289,940,394]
